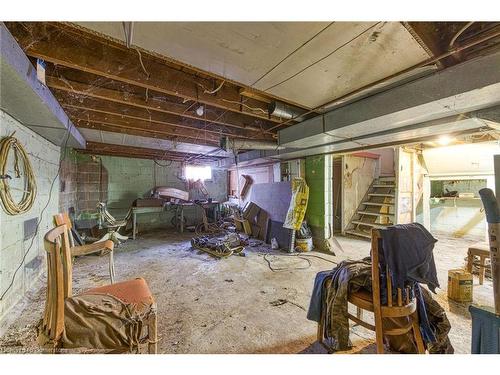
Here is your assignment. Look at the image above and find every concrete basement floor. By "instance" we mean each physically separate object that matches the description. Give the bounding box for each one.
[0,230,494,354]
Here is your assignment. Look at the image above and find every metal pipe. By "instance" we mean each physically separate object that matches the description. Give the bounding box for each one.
[268,101,307,121]
[262,26,500,135]
[122,22,134,48]
[220,136,283,151]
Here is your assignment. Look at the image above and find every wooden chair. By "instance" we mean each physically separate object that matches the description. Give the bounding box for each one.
[467,242,490,285]
[97,202,131,244]
[319,229,425,354]
[54,213,115,283]
[40,224,158,353]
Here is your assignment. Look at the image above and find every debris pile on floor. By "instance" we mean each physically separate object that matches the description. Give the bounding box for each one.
[191,232,247,258]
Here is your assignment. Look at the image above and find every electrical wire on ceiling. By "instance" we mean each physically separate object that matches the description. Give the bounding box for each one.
[203,80,225,94]
[221,99,267,115]
[134,47,151,79]
[251,22,335,87]
[449,22,475,49]
[262,23,380,92]
[248,25,500,138]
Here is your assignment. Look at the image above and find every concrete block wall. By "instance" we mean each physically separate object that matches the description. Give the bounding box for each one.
[0,110,60,322]
[75,158,108,215]
[58,148,78,215]
[74,154,228,230]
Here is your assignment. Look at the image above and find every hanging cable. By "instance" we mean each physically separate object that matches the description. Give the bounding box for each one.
[0,135,37,215]
[449,22,474,49]
[204,80,225,94]
[0,117,73,301]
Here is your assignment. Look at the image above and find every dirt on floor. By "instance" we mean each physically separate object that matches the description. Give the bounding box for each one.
[0,229,494,354]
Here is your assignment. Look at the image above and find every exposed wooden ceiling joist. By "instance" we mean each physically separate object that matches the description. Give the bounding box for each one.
[79,141,224,162]
[405,22,500,66]
[54,93,272,140]
[69,111,221,146]
[45,75,276,135]
[6,22,292,129]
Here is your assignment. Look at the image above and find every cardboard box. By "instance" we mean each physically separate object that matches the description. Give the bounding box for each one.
[448,269,473,302]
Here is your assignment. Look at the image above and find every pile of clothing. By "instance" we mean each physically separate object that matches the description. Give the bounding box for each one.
[307,223,454,353]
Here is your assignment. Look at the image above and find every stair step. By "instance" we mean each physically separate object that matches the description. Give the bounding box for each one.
[368,193,395,198]
[345,229,372,239]
[362,201,395,207]
[357,211,394,217]
[352,220,391,229]
[372,184,396,188]
[377,176,395,180]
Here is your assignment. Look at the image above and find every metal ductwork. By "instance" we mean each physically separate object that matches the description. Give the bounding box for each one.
[268,101,307,121]
[220,136,284,151]
[276,51,500,158]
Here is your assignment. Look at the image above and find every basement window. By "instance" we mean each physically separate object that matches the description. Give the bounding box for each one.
[185,165,212,181]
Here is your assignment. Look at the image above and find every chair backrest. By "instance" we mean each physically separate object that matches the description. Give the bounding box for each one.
[97,202,132,228]
[42,224,73,342]
[371,229,411,308]
[53,213,74,247]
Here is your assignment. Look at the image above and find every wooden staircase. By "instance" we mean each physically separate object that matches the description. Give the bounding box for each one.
[345,176,396,239]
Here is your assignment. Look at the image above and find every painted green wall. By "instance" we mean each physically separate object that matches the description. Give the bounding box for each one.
[304,155,333,251]
[305,155,326,229]
[75,154,228,229]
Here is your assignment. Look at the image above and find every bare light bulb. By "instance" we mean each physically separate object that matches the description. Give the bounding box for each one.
[438,135,453,146]
[196,105,204,116]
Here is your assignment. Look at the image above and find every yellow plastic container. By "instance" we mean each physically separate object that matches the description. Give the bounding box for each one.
[295,237,313,252]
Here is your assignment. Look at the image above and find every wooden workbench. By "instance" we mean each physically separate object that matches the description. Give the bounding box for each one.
[131,201,221,238]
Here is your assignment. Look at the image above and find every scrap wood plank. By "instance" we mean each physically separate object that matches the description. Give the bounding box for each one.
[239,175,253,199]
[243,202,260,221]
[256,210,269,241]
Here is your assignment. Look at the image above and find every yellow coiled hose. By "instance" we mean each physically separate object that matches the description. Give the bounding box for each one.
[0,136,37,215]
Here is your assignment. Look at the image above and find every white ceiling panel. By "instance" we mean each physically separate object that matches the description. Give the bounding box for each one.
[75,22,430,108]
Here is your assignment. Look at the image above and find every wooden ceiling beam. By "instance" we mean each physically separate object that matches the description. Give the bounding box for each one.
[80,141,223,162]
[74,121,218,147]
[68,112,221,146]
[67,109,219,141]
[55,92,271,140]
[7,22,283,124]
[45,75,275,135]
[404,22,500,67]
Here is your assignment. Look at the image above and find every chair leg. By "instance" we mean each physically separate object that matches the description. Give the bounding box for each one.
[466,250,473,273]
[373,304,384,353]
[479,256,485,285]
[411,312,426,354]
[148,309,158,354]
[109,251,115,284]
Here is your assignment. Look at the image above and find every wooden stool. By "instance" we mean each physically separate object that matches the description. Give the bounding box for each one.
[467,242,491,285]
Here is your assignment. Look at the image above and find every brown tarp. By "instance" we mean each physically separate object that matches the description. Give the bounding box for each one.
[60,293,153,352]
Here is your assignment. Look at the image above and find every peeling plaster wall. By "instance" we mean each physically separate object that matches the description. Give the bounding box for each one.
[342,155,377,230]
[396,148,415,224]
[0,110,60,323]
